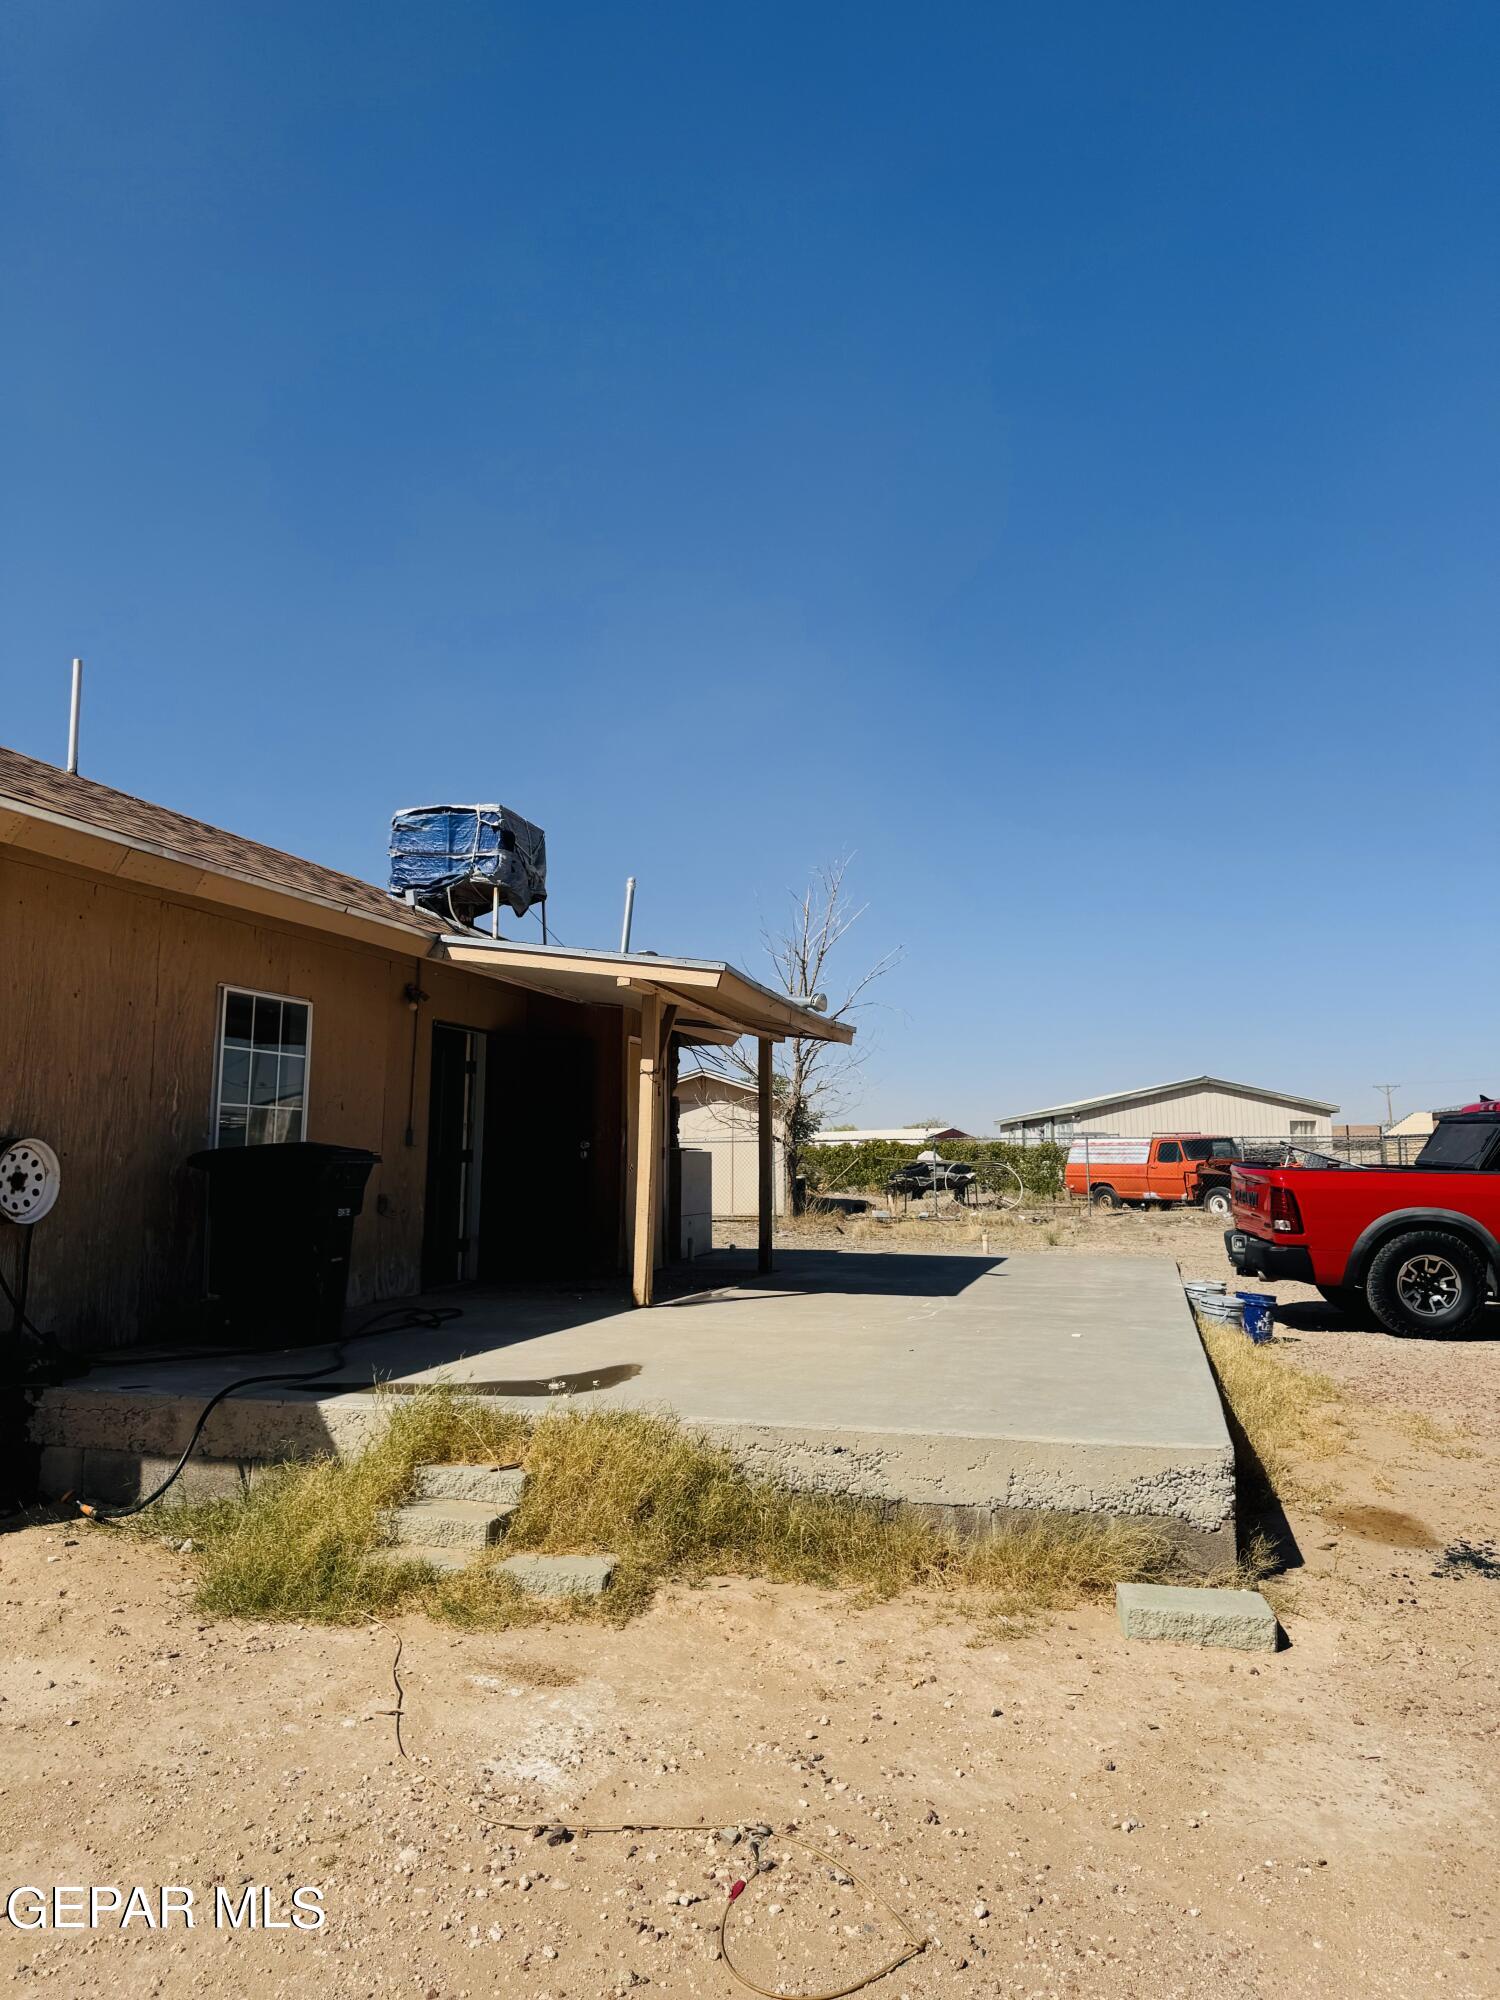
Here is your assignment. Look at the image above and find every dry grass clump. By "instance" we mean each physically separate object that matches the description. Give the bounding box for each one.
[1387,1408,1476,1458]
[138,1390,1183,1630]
[1197,1321,1347,1490]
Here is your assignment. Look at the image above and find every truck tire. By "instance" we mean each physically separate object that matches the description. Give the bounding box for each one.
[1315,1284,1365,1316]
[1200,1186,1233,1220]
[1090,1186,1119,1209]
[1364,1230,1489,1338]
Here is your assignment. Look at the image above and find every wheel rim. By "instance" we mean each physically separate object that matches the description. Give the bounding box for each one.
[1394,1253,1462,1318]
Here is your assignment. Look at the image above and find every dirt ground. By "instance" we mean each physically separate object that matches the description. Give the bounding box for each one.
[4,1213,1498,1999]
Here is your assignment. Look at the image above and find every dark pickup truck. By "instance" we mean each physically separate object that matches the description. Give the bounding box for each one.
[886,1157,977,1201]
[1226,1101,1500,1337]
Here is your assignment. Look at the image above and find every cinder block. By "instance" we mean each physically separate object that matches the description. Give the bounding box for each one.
[414,1463,526,1506]
[1116,1581,1279,1652]
[369,1542,470,1574]
[78,1448,253,1505]
[496,1553,617,1599]
[389,1498,514,1549]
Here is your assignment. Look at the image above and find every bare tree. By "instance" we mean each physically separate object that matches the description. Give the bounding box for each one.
[693,856,900,1209]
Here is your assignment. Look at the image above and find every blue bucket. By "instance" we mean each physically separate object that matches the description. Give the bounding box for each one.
[1235,1290,1276,1343]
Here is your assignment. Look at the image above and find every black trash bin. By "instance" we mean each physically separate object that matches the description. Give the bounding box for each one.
[188,1142,379,1344]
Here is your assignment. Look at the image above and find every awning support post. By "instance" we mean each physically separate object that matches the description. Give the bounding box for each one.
[757,1036,774,1275]
[632,993,663,1306]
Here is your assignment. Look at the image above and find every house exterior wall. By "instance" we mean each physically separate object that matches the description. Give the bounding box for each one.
[1386,1110,1436,1138]
[675,1078,786,1217]
[1003,1088,1334,1142]
[2,848,626,1348]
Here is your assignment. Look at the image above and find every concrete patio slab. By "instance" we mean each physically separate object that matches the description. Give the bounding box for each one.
[30,1250,1235,1557]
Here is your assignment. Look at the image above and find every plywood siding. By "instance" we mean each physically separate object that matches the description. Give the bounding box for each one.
[1,852,530,1348]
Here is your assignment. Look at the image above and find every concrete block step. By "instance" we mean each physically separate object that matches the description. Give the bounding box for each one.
[414,1462,526,1507]
[388,1498,516,1549]
[1116,1581,1279,1652]
[496,1553,618,1599]
[369,1542,471,1575]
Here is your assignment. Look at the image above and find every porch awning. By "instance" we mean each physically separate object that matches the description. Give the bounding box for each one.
[433,936,854,1048]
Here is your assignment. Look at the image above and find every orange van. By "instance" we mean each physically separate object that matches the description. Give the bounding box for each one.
[1063,1134,1240,1216]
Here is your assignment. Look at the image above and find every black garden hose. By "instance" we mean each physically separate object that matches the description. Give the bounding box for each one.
[75,1305,463,1521]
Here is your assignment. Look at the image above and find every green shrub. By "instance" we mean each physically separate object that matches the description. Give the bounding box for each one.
[802,1138,1066,1198]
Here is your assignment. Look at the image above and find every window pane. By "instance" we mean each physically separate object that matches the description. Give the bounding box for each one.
[252,996,283,1049]
[218,989,310,1146]
[220,1048,251,1100]
[250,1051,281,1105]
[223,991,254,1046]
[276,1054,305,1108]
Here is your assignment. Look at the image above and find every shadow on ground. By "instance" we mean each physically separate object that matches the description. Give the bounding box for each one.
[657,1247,1005,1302]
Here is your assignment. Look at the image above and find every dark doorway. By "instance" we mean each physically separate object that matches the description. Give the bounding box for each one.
[422,1024,482,1287]
[480,1034,597,1281]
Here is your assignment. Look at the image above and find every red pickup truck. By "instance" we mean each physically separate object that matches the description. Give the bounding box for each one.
[1225,1103,1500,1337]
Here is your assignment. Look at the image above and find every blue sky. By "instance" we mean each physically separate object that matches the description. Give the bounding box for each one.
[3,1,1496,1132]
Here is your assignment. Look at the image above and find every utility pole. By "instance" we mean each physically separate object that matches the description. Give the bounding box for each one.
[1374,1082,1401,1164]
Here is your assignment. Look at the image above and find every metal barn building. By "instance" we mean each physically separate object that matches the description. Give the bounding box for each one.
[996,1074,1338,1144]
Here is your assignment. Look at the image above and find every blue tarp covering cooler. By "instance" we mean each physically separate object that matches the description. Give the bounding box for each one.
[388,804,547,925]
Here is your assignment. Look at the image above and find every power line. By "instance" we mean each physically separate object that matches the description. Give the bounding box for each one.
[1373,1083,1402,1127]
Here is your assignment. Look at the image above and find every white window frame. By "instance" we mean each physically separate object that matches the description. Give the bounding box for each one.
[212,984,315,1147]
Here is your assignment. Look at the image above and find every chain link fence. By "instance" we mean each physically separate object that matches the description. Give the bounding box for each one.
[802,1128,1437,1213]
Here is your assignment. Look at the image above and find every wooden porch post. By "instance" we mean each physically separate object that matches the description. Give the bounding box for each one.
[632,993,663,1306]
[757,1035,774,1274]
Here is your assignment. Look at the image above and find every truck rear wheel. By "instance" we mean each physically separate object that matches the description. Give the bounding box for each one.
[1365,1230,1489,1338]
[1090,1186,1118,1209]
[1200,1186,1233,1219]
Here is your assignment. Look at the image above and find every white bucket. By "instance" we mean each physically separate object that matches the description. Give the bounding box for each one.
[1195,1294,1244,1327]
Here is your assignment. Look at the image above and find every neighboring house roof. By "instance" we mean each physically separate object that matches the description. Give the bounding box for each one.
[996,1074,1339,1124]
[0,742,849,1050]
[676,1071,758,1098]
[675,1070,787,1133]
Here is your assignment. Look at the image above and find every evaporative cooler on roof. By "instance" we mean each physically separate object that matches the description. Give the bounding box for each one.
[388,804,547,927]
